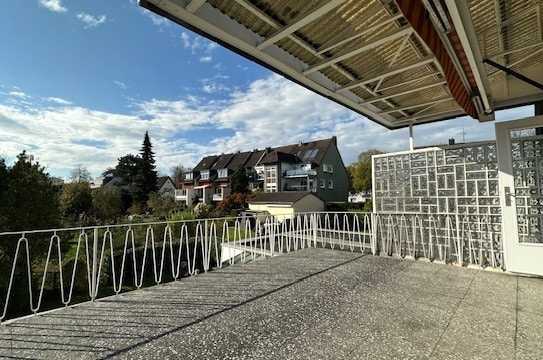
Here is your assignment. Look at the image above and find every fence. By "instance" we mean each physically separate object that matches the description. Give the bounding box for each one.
[0,212,500,324]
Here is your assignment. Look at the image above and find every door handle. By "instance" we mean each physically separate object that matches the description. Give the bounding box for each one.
[504,186,514,207]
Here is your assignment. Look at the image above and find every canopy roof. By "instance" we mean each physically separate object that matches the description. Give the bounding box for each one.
[140,0,543,129]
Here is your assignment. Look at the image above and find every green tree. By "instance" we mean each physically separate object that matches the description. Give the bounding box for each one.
[115,154,144,186]
[230,168,249,194]
[147,192,176,219]
[3,151,61,232]
[60,182,93,223]
[93,187,122,223]
[140,131,158,198]
[349,149,383,193]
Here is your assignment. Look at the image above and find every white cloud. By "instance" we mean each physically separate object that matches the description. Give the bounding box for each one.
[0,75,525,178]
[77,13,107,28]
[114,80,128,90]
[46,97,72,105]
[199,56,213,63]
[8,91,29,99]
[181,31,217,56]
[39,0,67,13]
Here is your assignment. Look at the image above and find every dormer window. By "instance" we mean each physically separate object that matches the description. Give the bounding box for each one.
[185,172,193,181]
[218,168,228,178]
[201,170,210,180]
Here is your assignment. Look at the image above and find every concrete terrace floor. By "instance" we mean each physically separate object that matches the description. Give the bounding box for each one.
[1,248,542,360]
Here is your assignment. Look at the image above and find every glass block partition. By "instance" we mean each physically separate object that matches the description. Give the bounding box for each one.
[372,141,503,267]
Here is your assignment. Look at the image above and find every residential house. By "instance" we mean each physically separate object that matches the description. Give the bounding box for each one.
[178,137,349,206]
[157,176,176,199]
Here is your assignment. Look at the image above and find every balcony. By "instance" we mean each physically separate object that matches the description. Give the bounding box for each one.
[0,212,541,359]
[284,168,317,178]
[175,189,187,200]
[213,193,223,201]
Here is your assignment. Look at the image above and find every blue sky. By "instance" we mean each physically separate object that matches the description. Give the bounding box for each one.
[0,0,534,179]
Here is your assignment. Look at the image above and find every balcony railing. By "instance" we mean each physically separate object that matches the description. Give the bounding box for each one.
[0,212,502,324]
[284,169,317,177]
[175,190,187,200]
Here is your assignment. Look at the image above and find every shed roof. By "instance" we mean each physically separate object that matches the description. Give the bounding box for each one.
[249,191,322,204]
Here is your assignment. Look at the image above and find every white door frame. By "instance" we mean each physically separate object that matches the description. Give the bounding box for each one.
[496,115,543,276]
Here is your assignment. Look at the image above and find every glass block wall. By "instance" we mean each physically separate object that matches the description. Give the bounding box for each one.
[372,141,502,267]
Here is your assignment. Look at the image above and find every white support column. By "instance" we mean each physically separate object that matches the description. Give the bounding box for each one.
[409,124,414,151]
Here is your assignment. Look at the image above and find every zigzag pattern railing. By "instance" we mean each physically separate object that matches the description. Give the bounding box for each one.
[0,212,502,324]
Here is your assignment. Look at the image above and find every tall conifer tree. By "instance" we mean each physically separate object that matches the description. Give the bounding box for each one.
[140,131,158,198]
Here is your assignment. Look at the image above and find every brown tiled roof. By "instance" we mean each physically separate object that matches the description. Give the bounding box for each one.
[272,138,334,166]
[259,151,299,165]
[194,155,219,171]
[211,153,235,170]
[245,150,266,168]
[227,151,252,171]
[249,191,322,204]
[191,137,337,171]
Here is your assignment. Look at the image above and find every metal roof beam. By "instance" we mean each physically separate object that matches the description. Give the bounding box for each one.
[444,0,492,114]
[232,0,278,28]
[232,0,407,117]
[489,42,543,59]
[377,72,441,92]
[186,0,206,13]
[304,26,413,75]
[316,14,404,55]
[395,109,463,125]
[361,80,447,105]
[484,58,543,91]
[256,0,347,50]
[336,56,435,92]
[380,97,454,114]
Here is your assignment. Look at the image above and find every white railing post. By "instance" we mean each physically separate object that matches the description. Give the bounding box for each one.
[91,227,98,301]
[312,213,318,248]
[371,213,377,255]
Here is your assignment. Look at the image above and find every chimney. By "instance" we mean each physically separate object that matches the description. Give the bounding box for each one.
[448,138,455,145]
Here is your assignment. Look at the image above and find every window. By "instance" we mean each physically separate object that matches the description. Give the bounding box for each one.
[323,164,334,173]
[302,149,319,161]
[328,180,334,189]
[218,168,228,178]
[265,166,278,192]
[200,170,210,180]
[320,179,325,189]
[185,172,193,181]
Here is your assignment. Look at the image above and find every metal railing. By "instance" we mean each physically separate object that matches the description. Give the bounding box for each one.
[0,212,502,324]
